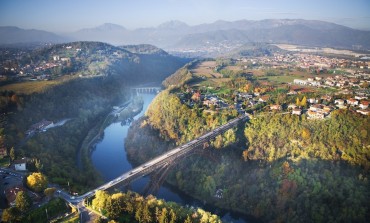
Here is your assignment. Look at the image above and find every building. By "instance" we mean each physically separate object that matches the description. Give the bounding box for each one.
[307,110,325,119]
[359,101,369,109]
[287,104,297,109]
[5,186,25,206]
[334,99,345,105]
[308,98,318,104]
[346,98,358,106]
[356,109,370,116]
[14,158,27,171]
[294,79,308,85]
[270,104,282,110]
[292,108,302,115]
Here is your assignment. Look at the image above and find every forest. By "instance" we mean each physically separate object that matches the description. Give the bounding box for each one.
[125,85,369,222]
[89,190,221,223]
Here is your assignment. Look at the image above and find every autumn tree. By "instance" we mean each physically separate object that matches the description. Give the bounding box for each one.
[9,147,15,161]
[1,207,21,222]
[44,187,56,200]
[92,190,110,211]
[15,191,32,212]
[26,172,48,192]
[300,96,307,107]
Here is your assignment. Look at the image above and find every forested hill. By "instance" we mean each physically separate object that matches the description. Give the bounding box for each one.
[22,41,188,83]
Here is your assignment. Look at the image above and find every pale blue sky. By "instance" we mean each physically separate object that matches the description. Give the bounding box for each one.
[0,0,369,32]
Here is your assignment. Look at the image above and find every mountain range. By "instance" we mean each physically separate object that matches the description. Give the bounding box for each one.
[1,19,370,51]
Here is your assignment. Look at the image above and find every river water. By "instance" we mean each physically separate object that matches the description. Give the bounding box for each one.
[91,93,248,223]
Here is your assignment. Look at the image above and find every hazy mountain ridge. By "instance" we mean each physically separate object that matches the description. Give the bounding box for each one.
[0,26,69,44]
[1,19,370,50]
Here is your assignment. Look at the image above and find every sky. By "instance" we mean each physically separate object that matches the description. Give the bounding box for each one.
[0,0,369,33]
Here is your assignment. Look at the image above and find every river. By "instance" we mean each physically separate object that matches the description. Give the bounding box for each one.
[91,93,249,223]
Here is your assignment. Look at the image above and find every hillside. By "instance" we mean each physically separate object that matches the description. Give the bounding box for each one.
[0,42,187,192]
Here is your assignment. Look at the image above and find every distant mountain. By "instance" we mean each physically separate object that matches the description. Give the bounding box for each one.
[1,19,370,51]
[0,26,68,44]
[69,23,128,45]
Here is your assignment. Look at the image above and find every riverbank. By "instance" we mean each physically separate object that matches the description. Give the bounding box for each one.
[77,96,144,172]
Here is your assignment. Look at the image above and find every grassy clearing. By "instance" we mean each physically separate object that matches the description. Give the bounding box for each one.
[0,76,77,95]
[191,61,221,78]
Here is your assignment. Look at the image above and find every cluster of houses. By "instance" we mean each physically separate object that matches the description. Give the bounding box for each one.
[237,52,370,72]
[293,72,369,89]
[334,97,369,115]
[269,95,369,119]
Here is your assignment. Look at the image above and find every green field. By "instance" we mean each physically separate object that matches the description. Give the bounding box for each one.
[0,76,77,95]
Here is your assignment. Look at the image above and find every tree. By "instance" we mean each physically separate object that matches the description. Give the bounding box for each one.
[26,172,48,192]
[35,159,43,172]
[9,147,15,161]
[92,190,110,211]
[44,187,56,200]
[296,97,300,106]
[184,215,192,223]
[106,193,125,219]
[15,191,32,212]
[142,203,152,223]
[1,207,21,223]
[300,96,307,107]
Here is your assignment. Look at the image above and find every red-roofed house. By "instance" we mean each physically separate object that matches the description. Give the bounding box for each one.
[346,98,358,106]
[5,186,25,206]
[359,101,369,109]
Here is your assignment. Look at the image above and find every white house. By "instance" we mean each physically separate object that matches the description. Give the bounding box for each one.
[14,158,27,171]
[294,79,308,85]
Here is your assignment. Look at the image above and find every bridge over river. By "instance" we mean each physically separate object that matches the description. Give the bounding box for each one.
[60,113,249,205]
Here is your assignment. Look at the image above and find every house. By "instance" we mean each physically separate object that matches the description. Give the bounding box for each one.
[287,104,297,109]
[359,101,369,109]
[308,98,318,104]
[14,158,27,171]
[307,110,325,119]
[259,95,269,103]
[309,81,321,87]
[270,105,282,110]
[309,104,322,112]
[334,99,345,105]
[292,108,302,115]
[322,106,333,114]
[321,95,332,102]
[287,90,297,95]
[356,109,370,116]
[355,96,367,100]
[191,92,201,101]
[294,79,308,85]
[238,93,253,99]
[346,98,358,106]
[5,186,25,206]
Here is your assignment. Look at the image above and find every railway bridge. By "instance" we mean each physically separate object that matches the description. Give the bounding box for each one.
[77,113,249,200]
[131,87,161,94]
